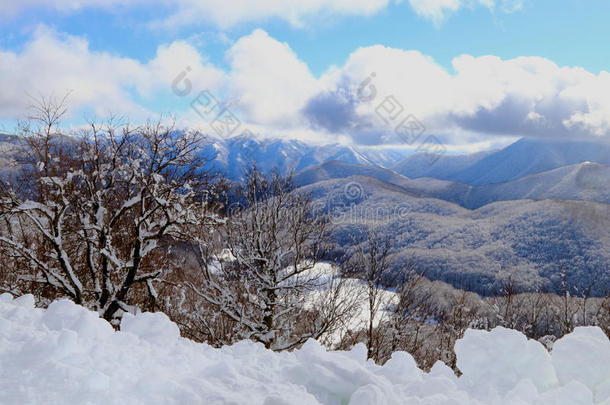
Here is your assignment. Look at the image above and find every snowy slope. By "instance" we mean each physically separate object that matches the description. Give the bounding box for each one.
[303,263,398,346]
[467,161,610,207]
[1,294,609,405]
[294,160,472,206]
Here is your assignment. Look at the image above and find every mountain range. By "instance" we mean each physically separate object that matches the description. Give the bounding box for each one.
[200,135,408,181]
[303,175,610,296]
[295,159,610,209]
[392,137,610,185]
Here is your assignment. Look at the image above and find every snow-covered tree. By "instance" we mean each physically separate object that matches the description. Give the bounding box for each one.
[184,168,357,350]
[0,97,217,322]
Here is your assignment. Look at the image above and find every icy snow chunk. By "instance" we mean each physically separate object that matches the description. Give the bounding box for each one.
[504,379,539,403]
[1,296,609,405]
[348,384,387,405]
[120,311,180,345]
[345,342,368,363]
[596,380,610,405]
[552,327,610,398]
[455,327,558,396]
[292,339,392,403]
[263,392,321,405]
[0,294,40,326]
[43,299,113,339]
[378,351,421,384]
[429,361,456,380]
[537,381,593,405]
[14,294,35,308]
[411,376,464,402]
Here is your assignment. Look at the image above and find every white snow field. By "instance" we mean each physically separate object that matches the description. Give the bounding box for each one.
[1,294,610,405]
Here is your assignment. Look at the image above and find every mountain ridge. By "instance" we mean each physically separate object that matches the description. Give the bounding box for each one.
[296,158,610,209]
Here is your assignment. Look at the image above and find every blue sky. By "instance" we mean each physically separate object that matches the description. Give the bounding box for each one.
[4,0,610,74]
[1,0,609,152]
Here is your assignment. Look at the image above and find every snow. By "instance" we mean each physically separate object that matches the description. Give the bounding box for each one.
[552,327,610,402]
[455,327,559,397]
[1,294,609,405]
[303,262,398,345]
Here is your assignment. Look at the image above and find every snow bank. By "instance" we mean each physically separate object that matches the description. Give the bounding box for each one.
[1,294,609,405]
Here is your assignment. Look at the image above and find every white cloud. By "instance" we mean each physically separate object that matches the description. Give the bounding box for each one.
[500,0,525,13]
[0,0,519,28]
[139,41,225,97]
[0,0,391,28]
[0,26,224,121]
[157,0,391,29]
[304,46,610,143]
[407,0,523,25]
[4,27,610,148]
[0,0,134,19]
[225,29,321,127]
[408,0,463,25]
[0,26,143,119]
[0,0,525,29]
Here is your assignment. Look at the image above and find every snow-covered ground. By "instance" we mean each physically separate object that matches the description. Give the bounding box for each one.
[303,262,398,345]
[1,293,609,405]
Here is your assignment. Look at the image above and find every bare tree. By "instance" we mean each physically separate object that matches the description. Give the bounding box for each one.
[387,267,434,355]
[342,231,397,360]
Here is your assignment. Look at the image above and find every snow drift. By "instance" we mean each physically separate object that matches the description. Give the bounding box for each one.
[1,294,609,405]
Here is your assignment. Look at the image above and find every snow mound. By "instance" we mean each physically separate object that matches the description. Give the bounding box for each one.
[0,294,609,405]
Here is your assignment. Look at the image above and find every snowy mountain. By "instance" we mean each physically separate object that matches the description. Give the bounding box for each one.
[467,161,610,208]
[392,138,610,186]
[0,132,408,183]
[295,160,473,206]
[295,160,413,187]
[4,131,610,191]
[301,175,610,295]
[449,138,610,185]
[297,159,610,209]
[202,135,408,181]
[0,133,24,183]
[392,150,494,180]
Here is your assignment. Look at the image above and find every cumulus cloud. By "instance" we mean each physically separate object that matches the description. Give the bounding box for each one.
[303,86,362,133]
[0,26,223,120]
[448,55,594,138]
[0,26,142,118]
[225,29,321,127]
[139,41,225,97]
[302,48,610,143]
